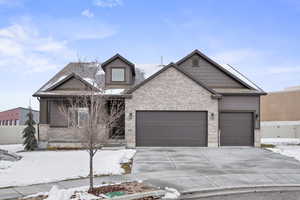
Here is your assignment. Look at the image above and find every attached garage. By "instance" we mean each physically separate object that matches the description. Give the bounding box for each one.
[220,112,254,146]
[136,111,208,147]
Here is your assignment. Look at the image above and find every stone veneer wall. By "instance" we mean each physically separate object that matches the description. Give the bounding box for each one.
[38,124,119,148]
[125,67,219,148]
[254,129,261,147]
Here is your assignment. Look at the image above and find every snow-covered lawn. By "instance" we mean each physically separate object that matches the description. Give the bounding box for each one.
[0,144,24,153]
[0,145,135,188]
[268,145,300,162]
[262,138,300,162]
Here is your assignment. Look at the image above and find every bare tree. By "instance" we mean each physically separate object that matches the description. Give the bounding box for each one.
[58,62,125,191]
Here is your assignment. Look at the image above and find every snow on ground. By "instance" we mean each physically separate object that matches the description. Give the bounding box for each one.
[104,88,124,95]
[0,144,24,153]
[268,145,300,162]
[163,187,180,199]
[261,138,300,145]
[0,149,135,188]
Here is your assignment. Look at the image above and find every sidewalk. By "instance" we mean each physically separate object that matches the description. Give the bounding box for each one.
[2,171,300,200]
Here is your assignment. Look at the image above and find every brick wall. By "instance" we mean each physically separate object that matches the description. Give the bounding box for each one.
[125,67,219,148]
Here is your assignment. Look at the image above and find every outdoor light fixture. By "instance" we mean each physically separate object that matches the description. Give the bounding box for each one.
[128,113,133,120]
[210,112,214,120]
[255,113,259,119]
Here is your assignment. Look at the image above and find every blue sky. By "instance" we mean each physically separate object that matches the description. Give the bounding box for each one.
[0,0,300,110]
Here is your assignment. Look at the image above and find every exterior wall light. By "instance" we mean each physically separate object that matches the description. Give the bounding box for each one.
[210,112,214,120]
[128,113,133,120]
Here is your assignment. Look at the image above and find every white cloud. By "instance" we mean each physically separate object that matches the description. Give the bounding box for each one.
[41,18,118,41]
[94,0,123,7]
[81,9,94,18]
[0,23,75,73]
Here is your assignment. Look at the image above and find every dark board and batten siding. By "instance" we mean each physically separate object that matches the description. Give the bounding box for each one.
[54,77,89,91]
[136,111,208,147]
[105,59,133,87]
[39,98,48,124]
[177,54,245,88]
[49,101,67,127]
[219,96,260,129]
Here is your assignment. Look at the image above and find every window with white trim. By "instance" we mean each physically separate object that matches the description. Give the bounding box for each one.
[111,68,125,82]
[68,107,89,128]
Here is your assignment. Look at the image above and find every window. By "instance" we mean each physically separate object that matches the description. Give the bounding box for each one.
[111,68,125,82]
[9,120,12,126]
[68,107,89,128]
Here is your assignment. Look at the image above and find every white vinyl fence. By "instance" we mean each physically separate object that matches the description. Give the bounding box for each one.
[261,121,300,138]
[0,125,37,144]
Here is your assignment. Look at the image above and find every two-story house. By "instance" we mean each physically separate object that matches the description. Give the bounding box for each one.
[33,50,266,149]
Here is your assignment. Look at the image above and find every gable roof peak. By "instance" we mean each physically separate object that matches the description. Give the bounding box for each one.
[101,53,135,75]
[176,49,261,90]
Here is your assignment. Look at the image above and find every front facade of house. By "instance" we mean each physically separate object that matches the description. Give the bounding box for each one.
[33,50,266,148]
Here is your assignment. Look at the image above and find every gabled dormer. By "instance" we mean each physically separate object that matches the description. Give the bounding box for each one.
[101,54,136,89]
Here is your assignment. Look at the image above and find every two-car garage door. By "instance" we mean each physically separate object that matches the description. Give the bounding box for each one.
[136,111,207,147]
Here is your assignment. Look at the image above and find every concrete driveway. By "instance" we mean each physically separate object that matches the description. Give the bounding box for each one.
[132,147,300,197]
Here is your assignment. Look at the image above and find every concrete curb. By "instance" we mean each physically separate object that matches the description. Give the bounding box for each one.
[180,184,300,199]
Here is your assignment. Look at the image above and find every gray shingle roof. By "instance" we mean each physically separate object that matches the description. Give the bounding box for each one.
[33,62,145,97]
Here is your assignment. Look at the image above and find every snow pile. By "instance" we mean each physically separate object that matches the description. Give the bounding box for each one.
[0,144,24,153]
[163,187,180,199]
[0,149,135,187]
[27,185,99,200]
[45,185,74,200]
[261,138,300,145]
[268,146,300,162]
[0,160,13,169]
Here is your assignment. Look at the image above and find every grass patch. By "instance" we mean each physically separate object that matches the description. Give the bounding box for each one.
[261,143,276,148]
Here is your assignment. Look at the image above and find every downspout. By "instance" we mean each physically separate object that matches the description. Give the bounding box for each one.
[37,97,40,142]
[211,94,222,147]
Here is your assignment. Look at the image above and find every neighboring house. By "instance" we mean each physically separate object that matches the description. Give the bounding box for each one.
[0,107,39,126]
[261,87,300,138]
[33,50,266,148]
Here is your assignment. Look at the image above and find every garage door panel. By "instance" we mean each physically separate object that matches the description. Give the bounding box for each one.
[220,112,254,146]
[136,111,207,147]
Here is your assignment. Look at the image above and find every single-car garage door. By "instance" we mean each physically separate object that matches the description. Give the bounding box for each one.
[136,111,207,147]
[220,112,254,146]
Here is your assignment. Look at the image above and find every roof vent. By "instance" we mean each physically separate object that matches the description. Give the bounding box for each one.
[192,58,199,67]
